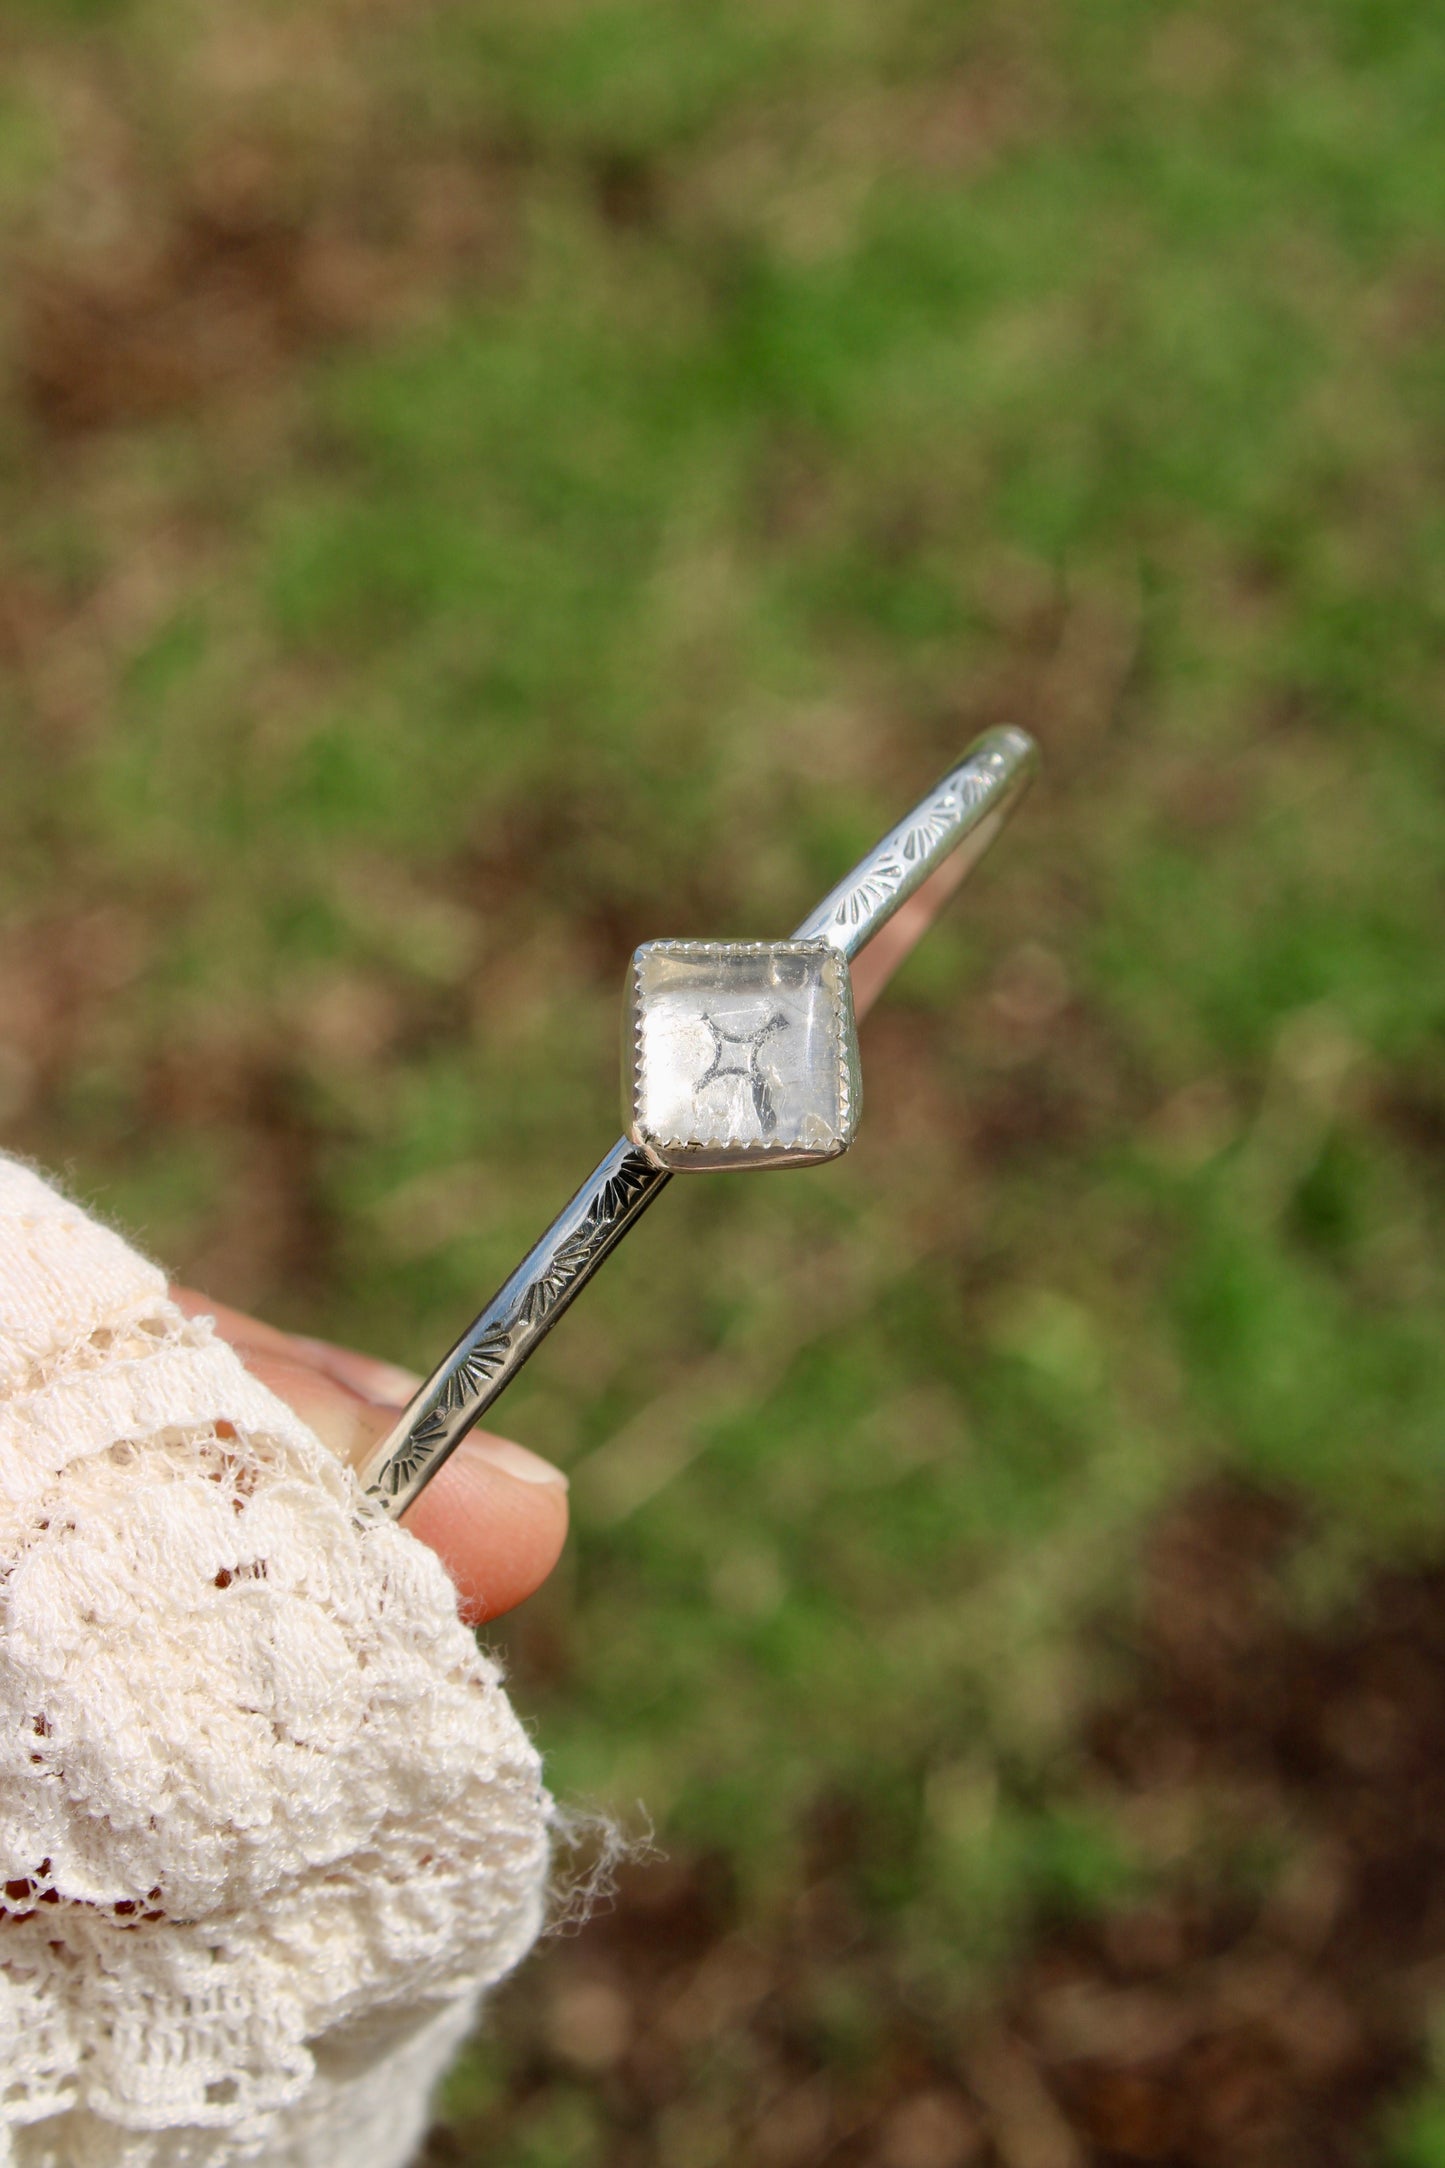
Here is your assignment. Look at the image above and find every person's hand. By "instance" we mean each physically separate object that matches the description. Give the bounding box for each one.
[170,1289,568,1624]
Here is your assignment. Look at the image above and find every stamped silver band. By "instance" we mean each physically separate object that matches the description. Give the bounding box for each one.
[793,726,1035,960]
[358,726,1036,1514]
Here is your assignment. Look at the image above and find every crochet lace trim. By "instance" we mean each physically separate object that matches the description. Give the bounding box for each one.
[0,1159,552,2166]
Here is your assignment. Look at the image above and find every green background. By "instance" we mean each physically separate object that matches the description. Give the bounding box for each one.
[0,1,1441,2160]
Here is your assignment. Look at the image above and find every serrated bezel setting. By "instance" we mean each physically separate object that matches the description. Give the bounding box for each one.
[627,938,861,1172]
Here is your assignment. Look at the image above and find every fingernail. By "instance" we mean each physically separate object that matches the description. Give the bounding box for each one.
[465,1436,569,1489]
[363,1361,427,1406]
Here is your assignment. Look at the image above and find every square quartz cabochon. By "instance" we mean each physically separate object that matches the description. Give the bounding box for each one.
[628,940,859,1171]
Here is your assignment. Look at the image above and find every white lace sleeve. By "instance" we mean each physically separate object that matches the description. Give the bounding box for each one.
[0,1157,552,2167]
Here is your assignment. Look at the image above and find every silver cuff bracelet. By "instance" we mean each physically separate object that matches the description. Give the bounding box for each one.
[359,726,1037,1514]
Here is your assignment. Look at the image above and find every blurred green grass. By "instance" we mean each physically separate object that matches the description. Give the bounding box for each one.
[0,0,1442,2156]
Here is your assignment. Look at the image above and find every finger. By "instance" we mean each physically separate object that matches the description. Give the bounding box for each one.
[849,848,971,1020]
[401,1430,571,1625]
[171,1287,424,1409]
[286,1336,425,1411]
[204,1338,570,1625]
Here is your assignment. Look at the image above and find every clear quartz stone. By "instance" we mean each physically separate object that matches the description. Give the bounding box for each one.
[627,940,859,1171]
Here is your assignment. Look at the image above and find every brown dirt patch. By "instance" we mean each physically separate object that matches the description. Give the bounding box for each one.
[9,85,519,440]
[16,140,518,439]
